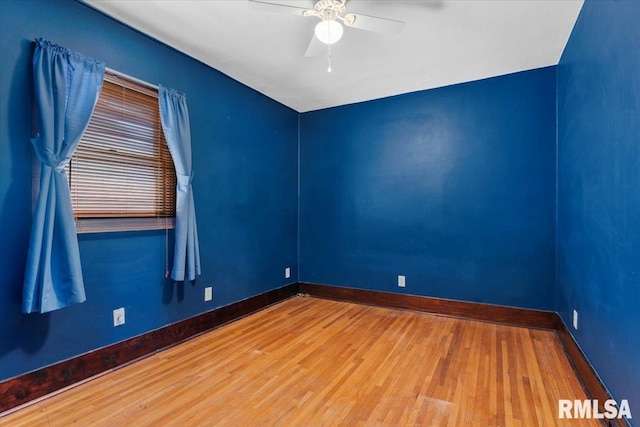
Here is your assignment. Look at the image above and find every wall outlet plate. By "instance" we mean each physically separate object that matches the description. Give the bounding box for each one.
[205,286,213,302]
[398,275,406,287]
[285,267,291,279]
[573,309,578,330]
[113,307,125,327]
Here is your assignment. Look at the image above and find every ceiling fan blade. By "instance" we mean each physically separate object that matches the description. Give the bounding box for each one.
[305,35,325,57]
[343,13,404,35]
[248,0,314,16]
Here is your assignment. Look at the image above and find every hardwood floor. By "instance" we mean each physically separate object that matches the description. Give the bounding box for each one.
[0,296,597,426]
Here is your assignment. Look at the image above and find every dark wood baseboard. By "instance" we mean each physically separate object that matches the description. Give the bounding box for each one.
[300,283,628,427]
[299,282,558,329]
[2,282,625,426]
[0,283,298,414]
[555,318,629,427]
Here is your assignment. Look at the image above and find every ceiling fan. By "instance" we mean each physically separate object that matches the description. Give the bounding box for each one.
[248,0,405,57]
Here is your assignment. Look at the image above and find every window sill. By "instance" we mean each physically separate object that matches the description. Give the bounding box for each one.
[75,217,175,234]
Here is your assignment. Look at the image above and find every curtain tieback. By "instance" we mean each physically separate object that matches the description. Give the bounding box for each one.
[53,159,70,173]
[32,138,70,173]
[177,171,194,188]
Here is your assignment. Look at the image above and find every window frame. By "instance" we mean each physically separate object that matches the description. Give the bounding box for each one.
[67,70,176,234]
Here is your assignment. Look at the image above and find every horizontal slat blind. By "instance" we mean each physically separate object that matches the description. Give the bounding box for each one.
[67,74,176,221]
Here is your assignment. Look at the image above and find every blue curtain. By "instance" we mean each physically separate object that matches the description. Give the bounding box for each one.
[158,86,201,281]
[23,39,105,313]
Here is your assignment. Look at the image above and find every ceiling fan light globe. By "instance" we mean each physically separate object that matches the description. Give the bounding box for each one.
[315,20,343,45]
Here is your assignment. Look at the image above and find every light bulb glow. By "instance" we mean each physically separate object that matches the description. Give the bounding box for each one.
[315,20,344,45]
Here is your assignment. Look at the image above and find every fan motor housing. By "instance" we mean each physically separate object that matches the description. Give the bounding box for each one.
[314,0,347,17]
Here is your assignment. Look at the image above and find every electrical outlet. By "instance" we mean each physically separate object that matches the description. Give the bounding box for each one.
[113,307,125,327]
[573,310,578,330]
[204,286,213,302]
[398,275,406,288]
[285,267,291,279]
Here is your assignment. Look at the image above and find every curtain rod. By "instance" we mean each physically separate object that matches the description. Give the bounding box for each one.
[105,67,159,91]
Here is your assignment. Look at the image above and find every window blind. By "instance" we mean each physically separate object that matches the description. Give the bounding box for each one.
[67,73,176,225]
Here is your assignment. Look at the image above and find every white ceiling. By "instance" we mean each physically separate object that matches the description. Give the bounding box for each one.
[83,0,583,113]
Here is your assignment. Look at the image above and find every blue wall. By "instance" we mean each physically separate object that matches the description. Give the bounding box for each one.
[557,0,640,421]
[0,0,298,380]
[2,1,638,419]
[299,68,557,310]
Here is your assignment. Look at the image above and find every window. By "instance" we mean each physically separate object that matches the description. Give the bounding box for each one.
[66,72,176,233]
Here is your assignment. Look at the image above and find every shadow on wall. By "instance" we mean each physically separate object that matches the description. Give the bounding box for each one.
[0,39,54,370]
[0,306,52,368]
[163,280,193,304]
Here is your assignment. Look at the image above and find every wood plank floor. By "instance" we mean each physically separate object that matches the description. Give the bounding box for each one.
[0,296,597,426]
